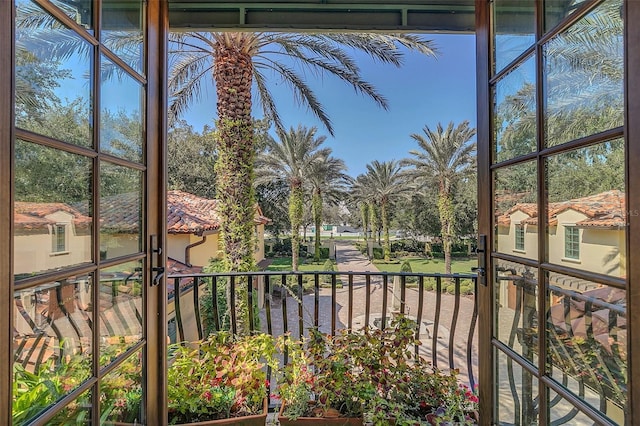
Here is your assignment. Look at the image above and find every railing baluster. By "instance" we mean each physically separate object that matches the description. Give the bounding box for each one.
[174,277,184,343]
[415,276,424,358]
[400,275,406,315]
[381,275,388,330]
[433,276,442,368]
[281,274,289,366]
[265,275,272,336]
[247,276,255,332]
[230,276,237,336]
[298,274,304,339]
[449,277,461,370]
[348,274,354,330]
[281,275,288,335]
[467,278,478,389]
[365,274,371,329]
[193,277,203,340]
[331,274,337,336]
[211,276,220,332]
[314,273,320,329]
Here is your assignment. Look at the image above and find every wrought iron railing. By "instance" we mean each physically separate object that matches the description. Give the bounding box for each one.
[167,271,478,390]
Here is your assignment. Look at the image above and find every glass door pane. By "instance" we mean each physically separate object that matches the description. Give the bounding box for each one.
[485,0,627,424]
[11,0,149,423]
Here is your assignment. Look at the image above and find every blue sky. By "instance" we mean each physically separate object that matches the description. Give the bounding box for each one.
[181,33,477,178]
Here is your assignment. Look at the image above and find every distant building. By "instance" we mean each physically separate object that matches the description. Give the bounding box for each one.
[496,189,626,277]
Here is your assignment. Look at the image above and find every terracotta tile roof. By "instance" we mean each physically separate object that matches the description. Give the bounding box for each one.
[14,201,91,230]
[496,190,626,228]
[99,192,141,234]
[167,257,203,275]
[167,190,270,235]
[496,203,538,226]
[14,191,270,235]
[166,257,203,300]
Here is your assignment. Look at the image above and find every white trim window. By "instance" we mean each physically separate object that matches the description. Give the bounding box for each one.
[564,226,580,260]
[515,224,525,251]
[52,224,67,253]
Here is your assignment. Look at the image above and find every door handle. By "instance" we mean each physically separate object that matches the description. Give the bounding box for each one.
[150,234,164,287]
[474,234,487,286]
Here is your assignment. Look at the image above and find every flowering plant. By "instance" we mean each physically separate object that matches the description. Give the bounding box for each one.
[277,316,478,424]
[167,332,278,424]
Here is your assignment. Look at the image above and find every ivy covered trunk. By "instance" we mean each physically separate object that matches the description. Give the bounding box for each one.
[289,182,304,271]
[368,202,377,245]
[381,199,390,261]
[213,40,256,333]
[437,187,454,276]
[360,202,368,243]
[313,190,322,262]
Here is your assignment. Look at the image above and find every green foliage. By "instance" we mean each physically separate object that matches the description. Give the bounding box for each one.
[372,247,384,260]
[13,344,141,425]
[202,259,261,333]
[277,316,478,424]
[168,332,278,424]
[168,120,218,199]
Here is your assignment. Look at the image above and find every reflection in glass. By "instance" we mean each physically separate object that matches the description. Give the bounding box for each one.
[50,0,93,31]
[13,278,93,424]
[493,56,536,163]
[493,0,535,73]
[548,389,614,425]
[49,389,93,425]
[495,348,538,425]
[493,160,537,259]
[494,260,538,366]
[546,273,627,421]
[14,140,93,279]
[100,56,144,162]
[100,163,142,259]
[102,0,144,74]
[544,0,589,32]
[101,351,143,423]
[545,140,625,277]
[15,1,93,147]
[99,261,143,363]
[544,0,623,147]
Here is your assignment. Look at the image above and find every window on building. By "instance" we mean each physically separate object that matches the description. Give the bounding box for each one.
[564,226,580,259]
[515,224,525,251]
[52,224,67,253]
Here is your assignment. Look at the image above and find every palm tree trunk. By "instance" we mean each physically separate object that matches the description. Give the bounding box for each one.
[213,43,255,333]
[438,190,454,276]
[381,200,390,261]
[289,185,304,271]
[313,190,322,262]
[369,201,377,247]
[360,202,368,243]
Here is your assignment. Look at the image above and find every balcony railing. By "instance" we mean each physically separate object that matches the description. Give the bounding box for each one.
[167,270,479,399]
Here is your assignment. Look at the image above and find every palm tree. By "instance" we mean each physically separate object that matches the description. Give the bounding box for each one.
[306,156,351,261]
[255,125,330,271]
[169,32,437,273]
[403,121,476,275]
[357,160,408,261]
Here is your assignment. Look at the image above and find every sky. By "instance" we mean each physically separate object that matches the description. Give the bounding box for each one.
[181,33,477,178]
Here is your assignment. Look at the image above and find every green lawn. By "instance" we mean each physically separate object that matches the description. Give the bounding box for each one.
[265,257,334,272]
[374,257,477,274]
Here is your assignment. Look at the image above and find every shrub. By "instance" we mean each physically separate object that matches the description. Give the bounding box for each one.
[372,247,384,260]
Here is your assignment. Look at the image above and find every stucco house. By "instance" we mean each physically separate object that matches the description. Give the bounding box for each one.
[166,190,270,270]
[496,189,626,277]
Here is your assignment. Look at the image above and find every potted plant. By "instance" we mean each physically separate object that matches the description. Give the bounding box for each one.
[276,316,479,426]
[167,332,277,425]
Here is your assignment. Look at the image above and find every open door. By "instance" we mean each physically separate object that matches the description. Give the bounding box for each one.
[477,0,640,424]
[3,0,166,424]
